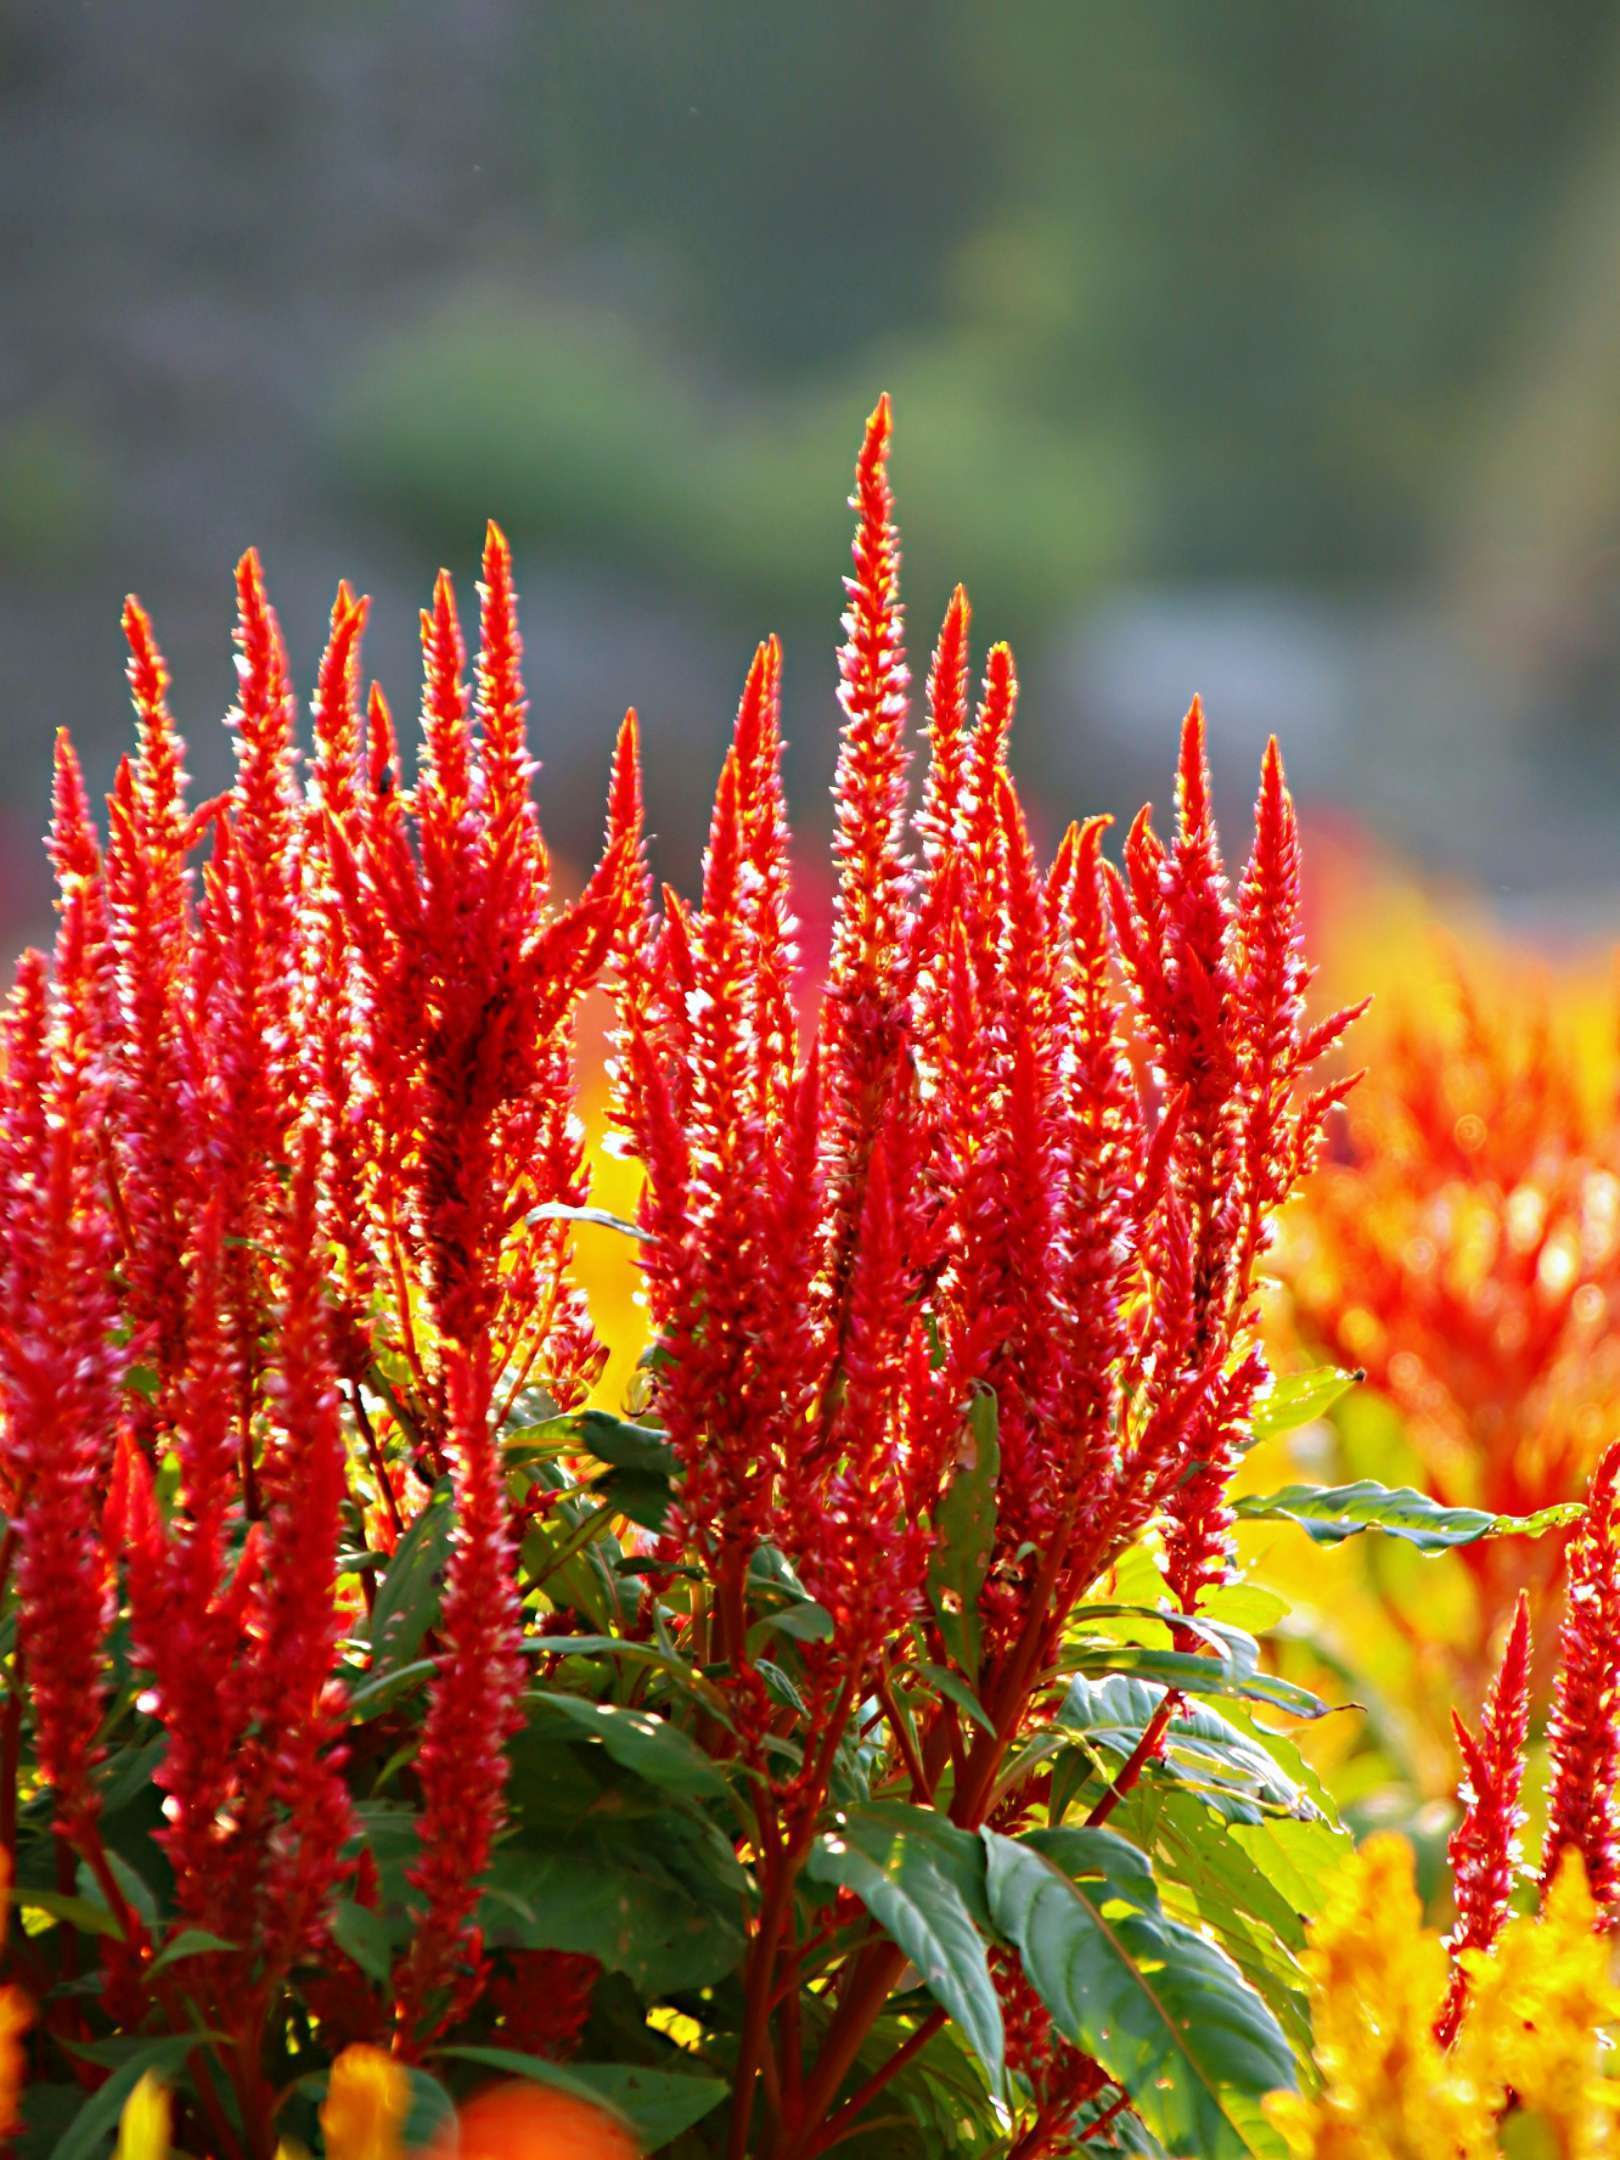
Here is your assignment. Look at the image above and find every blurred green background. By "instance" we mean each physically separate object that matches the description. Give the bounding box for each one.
[6,0,1620,933]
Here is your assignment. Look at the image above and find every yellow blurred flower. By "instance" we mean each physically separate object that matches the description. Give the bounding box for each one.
[1455,1853,1620,2156]
[114,2073,171,2160]
[320,2044,409,2160]
[1268,1834,1620,2157]
[1265,1834,1491,2159]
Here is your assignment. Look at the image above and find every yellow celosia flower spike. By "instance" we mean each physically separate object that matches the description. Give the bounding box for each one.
[1264,1833,1492,2160]
[1454,1851,1620,2158]
[320,2044,411,2160]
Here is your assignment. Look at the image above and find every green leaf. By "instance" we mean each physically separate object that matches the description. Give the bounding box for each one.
[331,1898,394,1986]
[52,2035,220,2160]
[983,1826,1292,2158]
[926,1390,999,1683]
[528,1200,647,1240]
[525,1409,677,1478]
[747,1543,835,1650]
[483,1820,745,1996]
[1054,1674,1323,1824]
[14,1888,124,1939]
[525,1690,729,1800]
[805,1802,1003,2092]
[1117,1789,1317,2054]
[1249,1365,1360,1442]
[434,2046,727,2144]
[1233,1480,1584,1553]
[1062,1638,1328,1721]
[360,1480,453,1667]
[146,1928,236,1976]
[910,1660,996,1735]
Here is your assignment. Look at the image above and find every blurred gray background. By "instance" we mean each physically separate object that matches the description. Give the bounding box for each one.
[7,1,1620,944]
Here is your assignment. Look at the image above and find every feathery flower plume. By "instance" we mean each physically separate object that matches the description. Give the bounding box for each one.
[1438,1591,1532,2046]
[821,393,912,1338]
[0,816,120,1839]
[249,1129,354,1972]
[399,1347,524,2036]
[1542,1439,1620,1906]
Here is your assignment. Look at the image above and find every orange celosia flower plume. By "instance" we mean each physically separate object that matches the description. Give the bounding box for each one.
[1281,930,1620,1701]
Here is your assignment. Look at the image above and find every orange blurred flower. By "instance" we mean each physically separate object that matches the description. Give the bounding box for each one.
[437,2082,640,2160]
[1280,860,1620,1702]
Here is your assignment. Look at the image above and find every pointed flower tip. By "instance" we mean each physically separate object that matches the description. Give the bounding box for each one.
[484,517,511,566]
[331,580,369,630]
[234,546,267,609]
[1177,697,1212,819]
[607,709,643,832]
[858,395,893,483]
[985,640,1017,690]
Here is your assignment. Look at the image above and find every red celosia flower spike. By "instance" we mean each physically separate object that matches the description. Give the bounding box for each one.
[310,581,370,829]
[916,583,972,868]
[249,1128,355,1973]
[477,520,550,913]
[122,593,192,878]
[400,1345,525,2038]
[227,548,303,1016]
[1438,1591,1532,2046]
[0,921,119,1837]
[821,394,912,1330]
[1542,1439,1620,1907]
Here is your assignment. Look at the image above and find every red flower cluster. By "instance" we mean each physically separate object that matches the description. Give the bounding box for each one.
[0,531,641,2098]
[607,401,1364,2145]
[0,398,1363,2155]
[615,398,1362,1723]
[1438,1439,1620,2042]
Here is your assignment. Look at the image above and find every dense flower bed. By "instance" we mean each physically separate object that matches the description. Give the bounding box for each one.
[0,403,1615,2157]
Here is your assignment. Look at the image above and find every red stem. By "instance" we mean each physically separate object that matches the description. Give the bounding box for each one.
[801,2008,947,2159]
[1086,1693,1179,1829]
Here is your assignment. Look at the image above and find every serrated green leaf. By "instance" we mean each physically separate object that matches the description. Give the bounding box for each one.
[1234,1480,1583,1553]
[926,1390,999,1683]
[525,1690,728,1799]
[806,1802,1003,2091]
[1249,1365,1360,1442]
[983,1825,1292,2158]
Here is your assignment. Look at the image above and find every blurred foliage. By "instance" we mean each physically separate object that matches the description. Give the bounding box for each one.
[0,412,99,571]
[336,0,1620,623]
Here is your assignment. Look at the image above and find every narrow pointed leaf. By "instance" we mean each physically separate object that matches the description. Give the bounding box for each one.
[1234,1480,1583,1553]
